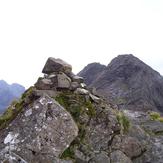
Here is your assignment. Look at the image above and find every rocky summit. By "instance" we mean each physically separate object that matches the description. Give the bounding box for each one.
[79,54,163,113]
[0,57,163,163]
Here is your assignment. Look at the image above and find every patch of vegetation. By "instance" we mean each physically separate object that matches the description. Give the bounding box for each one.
[149,111,163,123]
[158,117,163,122]
[55,91,96,159]
[85,101,96,117]
[60,145,75,159]
[150,112,160,120]
[55,91,96,121]
[0,87,34,130]
[116,111,131,134]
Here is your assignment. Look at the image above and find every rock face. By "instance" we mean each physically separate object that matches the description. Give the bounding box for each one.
[79,54,163,113]
[0,95,78,162]
[42,57,72,74]
[0,57,162,162]
[78,62,106,86]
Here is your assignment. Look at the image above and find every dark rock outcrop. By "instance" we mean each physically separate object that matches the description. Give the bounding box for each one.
[78,62,106,86]
[79,54,163,113]
[42,57,72,74]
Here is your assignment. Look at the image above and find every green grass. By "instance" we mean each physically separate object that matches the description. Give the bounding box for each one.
[116,111,131,134]
[150,112,160,120]
[0,87,34,130]
[149,111,163,123]
[55,91,96,159]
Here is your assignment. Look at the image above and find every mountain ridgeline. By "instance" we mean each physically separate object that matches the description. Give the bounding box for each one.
[0,80,25,113]
[79,54,163,113]
[0,57,163,162]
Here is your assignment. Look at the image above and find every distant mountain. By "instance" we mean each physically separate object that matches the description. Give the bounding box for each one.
[0,80,25,113]
[78,54,163,113]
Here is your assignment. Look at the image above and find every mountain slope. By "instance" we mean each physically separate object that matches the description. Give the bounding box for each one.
[78,62,106,86]
[79,54,163,113]
[0,57,163,162]
[0,80,25,113]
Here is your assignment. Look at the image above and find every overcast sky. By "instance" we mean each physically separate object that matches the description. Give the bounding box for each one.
[0,0,163,88]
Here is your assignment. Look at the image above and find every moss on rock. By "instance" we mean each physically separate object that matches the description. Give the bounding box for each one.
[0,87,35,130]
[55,91,96,160]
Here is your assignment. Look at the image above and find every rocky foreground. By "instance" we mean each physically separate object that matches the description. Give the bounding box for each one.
[0,57,163,163]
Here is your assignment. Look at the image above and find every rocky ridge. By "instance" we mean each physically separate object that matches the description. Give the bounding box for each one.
[79,54,163,113]
[0,57,162,162]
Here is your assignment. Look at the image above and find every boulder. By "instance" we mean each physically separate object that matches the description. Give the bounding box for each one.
[80,83,87,88]
[89,94,100,103]
[35,78,55,90]
[111,135,145,159]
[0,95,78,162]
[70,82,80,91]
[74,88,89,95]
[110,150,132,163]
[72,75,84,83]
[89,152,110,163]
[57,73,71,89]
[42,57,72,74]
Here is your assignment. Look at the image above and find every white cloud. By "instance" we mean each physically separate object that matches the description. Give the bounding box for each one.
[0,0,163,88]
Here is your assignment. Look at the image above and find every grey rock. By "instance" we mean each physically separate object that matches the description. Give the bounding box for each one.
[80,83,87,88]
[123,109,163,163]
[89,94,100,103]
[0,95,78,162]
[57,73,71,89]
[70,82,80,91]
[42,57,72,74]
[35,78,55,90]
[33,89,59,98]
[74,88,89,95]
[72,75,84,83]
[142,120,163,134]
[89,152,110,163]
[110,150,132,163]
[111,135,145,159]
[85,106,119,151]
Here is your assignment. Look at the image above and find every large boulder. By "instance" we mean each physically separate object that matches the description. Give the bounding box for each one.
[112,136,145,159]
[0,95,78,162]
[110,150,132,163]
[42,57,72,74]
[57,73,71,89]
[35,78,55,90]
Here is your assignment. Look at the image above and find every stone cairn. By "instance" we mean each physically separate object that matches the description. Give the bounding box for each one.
[35,57,100,102]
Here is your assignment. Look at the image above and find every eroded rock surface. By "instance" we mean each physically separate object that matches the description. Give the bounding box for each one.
[0,95,78,162]
[42,57,72,74]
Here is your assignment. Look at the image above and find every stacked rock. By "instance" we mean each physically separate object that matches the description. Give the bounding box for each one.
[34,57,100,103]
[36,57,86,90]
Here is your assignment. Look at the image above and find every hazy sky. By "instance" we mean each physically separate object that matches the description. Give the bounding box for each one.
[0,0,163,88]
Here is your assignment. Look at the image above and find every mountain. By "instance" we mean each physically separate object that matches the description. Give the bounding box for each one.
[78,54,163,113]
[0,80,25,113]
[0,57,163,162]
[78,62,106,86]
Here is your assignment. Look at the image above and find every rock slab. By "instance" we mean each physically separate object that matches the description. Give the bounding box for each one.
[42,57,72,74]
[0,95,78,162]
